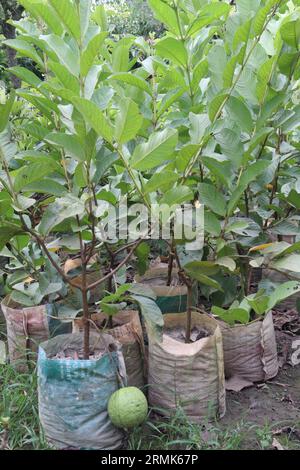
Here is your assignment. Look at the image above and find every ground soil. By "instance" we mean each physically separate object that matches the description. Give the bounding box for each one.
[164,325,211,343]
[219,329,300,449]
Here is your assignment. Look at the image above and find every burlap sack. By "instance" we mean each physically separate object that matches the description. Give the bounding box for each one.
[148,312,226,422]
[1,296,71,371]
[219,311,279,383]
[73,310,145,388]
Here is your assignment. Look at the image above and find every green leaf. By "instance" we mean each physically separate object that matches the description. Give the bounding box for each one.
[228,161,270,215]
[19,0,64,36]
[156,37,188,68]
[268,282,300,310]
[112,43,131,73]
[9,67,41,89]
[186,271,222,290]
[226,96,253,133]
[184,261,219,276]
[253,0,277,36]
[192,59,208,93]
[198,183,226,217]
[270,254,300,274]
[22,179,67,197]
[0,91,15,133]
[189,113,210,144]
[157,86,187,119]
[233,19,252,51]
[0,221,24,250]
[223,55,238,88]
[4,39,44,69]
[280,19,300,49]
[114,98,143,144]
[47,61,80,93]
[13,161,59,192]
[148,0,180,36]
[187,2,230,36]
[160,186,193,206]
[209,93,228,122]
[131,128,178,171]
[39,195,85,235]
[45,132,85,161]
[204,211,222,236]
[131,294,163,342]
[49,0,81,40]
[144,171,179,194]
[81,32,108,76]
[212,306,250,326]
[40,34,79,76]
[109,72,151,95]
[256,57,276,103]
[135,242,150,276]
[246,291,270,315]
[72,97,113,143]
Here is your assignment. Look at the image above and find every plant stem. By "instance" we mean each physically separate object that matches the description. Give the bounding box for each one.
[185,281,193,343]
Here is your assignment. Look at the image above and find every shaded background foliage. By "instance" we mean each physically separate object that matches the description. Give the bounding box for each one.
[0,0,163,88]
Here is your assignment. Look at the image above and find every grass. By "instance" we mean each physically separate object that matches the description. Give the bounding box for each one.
[0,363,48,450]
[0,365,299,451]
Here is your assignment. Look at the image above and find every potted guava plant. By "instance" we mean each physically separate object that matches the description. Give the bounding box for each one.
[212,281,300,383]
[1,0,163,449]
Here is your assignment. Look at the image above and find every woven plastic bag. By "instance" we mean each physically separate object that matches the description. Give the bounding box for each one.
[73,310,145,388]
[1,296,71,371]
[38,332,126,450]
[148,312,226,422]
[219,311,279,383]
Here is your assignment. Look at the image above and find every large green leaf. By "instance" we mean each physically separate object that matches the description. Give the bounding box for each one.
[280,19,300,49]
[131,128,178,171]
[4,39,44,69]
[187,2,230,36]
[226,96,253,134]
[144,171,179,194]
[268,282,300,310]
[148,0,180,36]
[212,306,250,326]
[19,0,64,36]
[160,185,193,206]
[81,32,107,76]
[0,91,15,133]
[131,294,163,342]
[13,161,59,192]
[40,34,79,76]
[228,161,270,215]
[0,221,24,250]
[49,0,81,40]
[9,66,42,89]
[109,72,151,95]
[72,97,113,143]
[184,261,220,276]
[156,37,188,68]
[39,195,85,235]
[198,183,226,217]
[114,98,143,144]
[45,132,85,161]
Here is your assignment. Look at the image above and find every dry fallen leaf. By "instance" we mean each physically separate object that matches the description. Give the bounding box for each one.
[225,376,253,392]
[272,438,284,450]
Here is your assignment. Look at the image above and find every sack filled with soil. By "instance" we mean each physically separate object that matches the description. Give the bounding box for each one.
[148,312,226,422]
[73,310,145,388]
[38,332,126,450]
[1,296,72,371]
[219,311,278,383]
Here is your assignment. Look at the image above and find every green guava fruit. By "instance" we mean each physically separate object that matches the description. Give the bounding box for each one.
[108,387,148,429]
